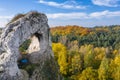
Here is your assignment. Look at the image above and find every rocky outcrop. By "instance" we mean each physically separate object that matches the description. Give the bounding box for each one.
[0,11,59,80]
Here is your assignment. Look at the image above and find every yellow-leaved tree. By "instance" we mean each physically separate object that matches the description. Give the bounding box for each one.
[52,43,68,75]
[98,57,112,80]
[79,67,98,80]
[112,54,120,80]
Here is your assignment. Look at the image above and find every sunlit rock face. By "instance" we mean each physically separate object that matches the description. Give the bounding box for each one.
[28,35,40,54]
[0,11,59,80]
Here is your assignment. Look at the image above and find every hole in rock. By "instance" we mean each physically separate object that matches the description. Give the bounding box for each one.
[19,39,31,54]
[18,34,41,76]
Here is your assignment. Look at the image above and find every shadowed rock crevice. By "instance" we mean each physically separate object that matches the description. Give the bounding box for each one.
[0,11,59,80]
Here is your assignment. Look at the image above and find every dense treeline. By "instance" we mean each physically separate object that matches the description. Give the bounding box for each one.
[51,25,120,80]
[50,25,120,49]
[52,43,120,80]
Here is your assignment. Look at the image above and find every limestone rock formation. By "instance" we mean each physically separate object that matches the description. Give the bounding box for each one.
[0,11,59,80]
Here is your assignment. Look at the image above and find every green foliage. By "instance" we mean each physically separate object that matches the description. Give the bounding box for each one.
[51,25,120,49]
[19,39,31,54]
[24,64,36,76]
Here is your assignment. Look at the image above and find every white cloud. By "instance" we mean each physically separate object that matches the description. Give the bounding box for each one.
[0,20,8,27]
[0,16,13,19]
[92,0,120,7]
[0,16,13,27]
[89,10,110,18]
[38,0,86,9]
[0,10,120,27]
[89,10,120,18]
[47,12,88,19]
[47,10,120,19]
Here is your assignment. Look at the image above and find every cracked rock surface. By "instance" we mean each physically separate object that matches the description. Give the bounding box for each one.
[0,11,59,80]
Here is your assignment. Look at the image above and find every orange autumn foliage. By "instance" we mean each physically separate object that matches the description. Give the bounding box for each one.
[50,25,91,36]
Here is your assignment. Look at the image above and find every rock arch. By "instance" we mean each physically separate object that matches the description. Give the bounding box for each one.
[0,11,59,80]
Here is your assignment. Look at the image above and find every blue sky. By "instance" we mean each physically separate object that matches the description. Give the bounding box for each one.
[0,0,120,27]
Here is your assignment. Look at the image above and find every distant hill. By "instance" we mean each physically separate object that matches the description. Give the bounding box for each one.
[50,25,120,49]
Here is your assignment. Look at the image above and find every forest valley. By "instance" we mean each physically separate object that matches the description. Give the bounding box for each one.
[17,25,120,80]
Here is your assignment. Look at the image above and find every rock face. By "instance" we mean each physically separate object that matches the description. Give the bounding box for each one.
[0,11,59,80]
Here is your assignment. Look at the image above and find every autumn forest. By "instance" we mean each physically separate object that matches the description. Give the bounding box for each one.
[51,25,120,80]
[14,25,120,80]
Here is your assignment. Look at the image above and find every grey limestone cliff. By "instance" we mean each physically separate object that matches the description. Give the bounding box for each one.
[0,11,59,80]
